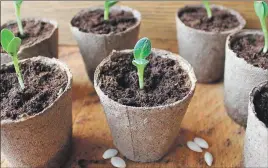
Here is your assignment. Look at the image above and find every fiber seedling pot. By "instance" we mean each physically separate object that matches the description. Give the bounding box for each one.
[224,30,268,127]
[70,6,141,82]
[94,49,197,162]
[1,56,72,167]
[176,5,246,83]
[1,18,58,64]
[244,81,268,167]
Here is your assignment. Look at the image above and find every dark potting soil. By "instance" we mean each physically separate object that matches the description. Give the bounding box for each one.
[98,52,191,107]
[231,34,268,69]
[254,84,268,128]
[0,20,54,50]
[179,7,239,32]
[0,60,67,120]
[71,9,137,34]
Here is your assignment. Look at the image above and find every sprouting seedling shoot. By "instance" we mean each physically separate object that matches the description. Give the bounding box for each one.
[203,0,212,18]
[14,0,24,36]
[1,29,25,90]
[254,1,268,53]
[104,0,118,20]
[132,37,152,89]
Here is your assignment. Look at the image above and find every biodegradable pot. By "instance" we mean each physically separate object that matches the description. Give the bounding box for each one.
[244,81,268,167]
[1,56,72,167]
[224,30,268,127]
[1,18,58,64]
[176,5,246,83]
[94,49,197,162]
[70,6,141,82]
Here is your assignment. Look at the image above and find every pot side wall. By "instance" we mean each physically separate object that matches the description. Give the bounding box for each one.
[224,30,268,127]
[244,81,268,167]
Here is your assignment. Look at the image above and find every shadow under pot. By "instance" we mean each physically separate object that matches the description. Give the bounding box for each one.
[1,56,72,167]
[70,6,141,83]
[1,18,58,64]
[224,30,268,127]
[244,81,268,167]
[176,5,246,83]
[94,49,197,162]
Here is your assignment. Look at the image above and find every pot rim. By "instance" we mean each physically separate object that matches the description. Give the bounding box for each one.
[70,5,141,37]
[94,48,197,110]
[176,4,246,35]
[1,18,58,50]
[249,80,268,129]
[226,29,268,72]
[0,56,72,125]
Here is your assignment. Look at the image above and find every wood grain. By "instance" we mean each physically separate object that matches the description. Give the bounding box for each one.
[1,43,245,168]
[1,1,259,45]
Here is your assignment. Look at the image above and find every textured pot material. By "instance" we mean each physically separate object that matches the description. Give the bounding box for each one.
[176,5,246,83]
[94,49,197,162]
[244,81,268,167]
[70,6,141,82]
[0,53,11,64]
[1,56,72,168]
[224,30,268,127]
[1,18,58,64]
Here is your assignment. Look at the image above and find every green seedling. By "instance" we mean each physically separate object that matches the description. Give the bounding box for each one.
[203,0,212,18]
[132,37,152,89]
[1,29,25,90]
[104,0,118,20]
[254,1,268,53]
[14,0,24,36]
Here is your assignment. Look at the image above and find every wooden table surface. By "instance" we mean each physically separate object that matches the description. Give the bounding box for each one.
[1,43,245,168]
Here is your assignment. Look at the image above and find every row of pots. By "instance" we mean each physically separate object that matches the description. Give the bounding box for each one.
[1,4,266,128]
[1,3,267,168]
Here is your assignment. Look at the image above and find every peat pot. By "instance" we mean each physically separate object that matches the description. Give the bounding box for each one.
[176,5,246,83]
[1,56,72,167]
[70,6,141,82]
[224,30,268,127]
[1,18,58,64]
[94,49,197,162]
[244,81,268,167]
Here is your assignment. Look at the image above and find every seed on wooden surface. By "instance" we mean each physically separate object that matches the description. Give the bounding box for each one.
[194,137,209,149]
[111,157,126,168]
[187,141,203,152]
[204,152,213,167]
[102,149,118,159]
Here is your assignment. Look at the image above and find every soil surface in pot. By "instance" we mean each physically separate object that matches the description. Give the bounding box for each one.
[0,20,54,51]
[0,60,67,120]
[71,9,137,34]
[179,7,239,32]
[254,83,268,128]
[231,34,268,69]
[98,52,191,107]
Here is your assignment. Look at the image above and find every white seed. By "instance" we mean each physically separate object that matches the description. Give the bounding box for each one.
[187,141,203,152]
[111,157,126,168]
[204,152,213,167]
[102,149,118,159]
[194,137,209,149]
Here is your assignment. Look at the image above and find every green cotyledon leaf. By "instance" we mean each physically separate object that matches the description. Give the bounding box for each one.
[254,1,268,19]
[133,37,152,60]
[14,0,23,7]
[1,29,15,52]
[7,37,21,57]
